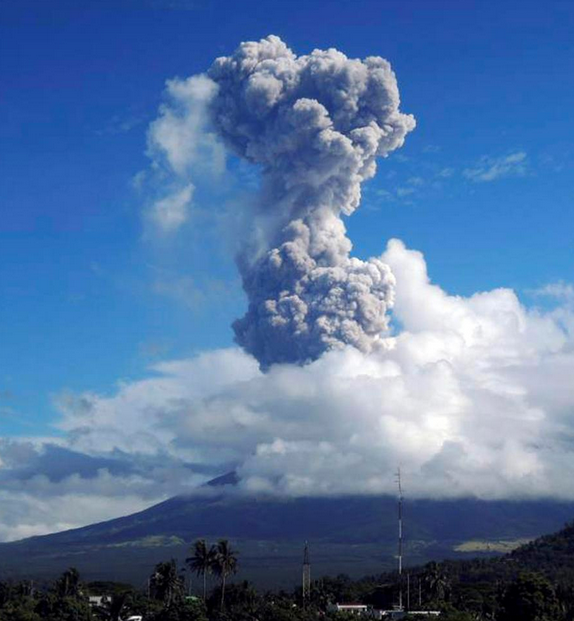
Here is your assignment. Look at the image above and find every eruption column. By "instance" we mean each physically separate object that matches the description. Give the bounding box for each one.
[208,36,415,368]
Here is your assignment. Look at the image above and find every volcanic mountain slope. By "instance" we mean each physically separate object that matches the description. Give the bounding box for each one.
[504,520,574,584]
[1,474,573,588]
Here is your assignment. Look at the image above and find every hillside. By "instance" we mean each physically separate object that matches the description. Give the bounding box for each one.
[505,521,574,583]
[1,475,574,588]
[4,506,574,621]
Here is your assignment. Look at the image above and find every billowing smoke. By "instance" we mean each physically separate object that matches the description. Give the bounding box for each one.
[206,36,415,368]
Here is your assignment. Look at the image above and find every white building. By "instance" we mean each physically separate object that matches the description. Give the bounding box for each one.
[327,603,371,616]
[376,611,441,619]
[88,595,108,607]
[328,604,441,619]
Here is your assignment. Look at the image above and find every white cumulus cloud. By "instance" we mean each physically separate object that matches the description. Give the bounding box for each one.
[530,282,574,304]
[148,183,194,234]
[141,74,226,234]
[464,151,528,182]
[2,241,574,540]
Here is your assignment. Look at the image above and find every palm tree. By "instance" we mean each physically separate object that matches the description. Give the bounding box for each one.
[213,539,238,610]
[55,567,81,599]
[150,560,184,608]
[186,539,217,601]
[423,561,449,603]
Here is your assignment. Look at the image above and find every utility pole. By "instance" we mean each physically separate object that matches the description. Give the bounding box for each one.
[302,541,311,607]
[396,467,404,611]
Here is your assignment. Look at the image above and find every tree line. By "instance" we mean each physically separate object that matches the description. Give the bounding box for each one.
[3,528,574,620]
[0,538,240,621]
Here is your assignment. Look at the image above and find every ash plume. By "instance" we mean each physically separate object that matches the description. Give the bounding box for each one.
[207,36,415,368]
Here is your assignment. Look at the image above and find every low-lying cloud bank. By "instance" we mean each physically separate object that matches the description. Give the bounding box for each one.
[2,240,574,540]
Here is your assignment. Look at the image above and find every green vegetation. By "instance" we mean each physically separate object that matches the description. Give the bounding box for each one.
[4,521,574,620]
[185,539,238,610]
[187,540,217,601]
[454,538,532,553]
[109,536,186,549]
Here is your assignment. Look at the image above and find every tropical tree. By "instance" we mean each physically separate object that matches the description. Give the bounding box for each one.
[218,580,259,617]
[150,560,184,608]
[0,582,13,607]
[498,571,562,621]
[186,539,216,600]
[54,568,82,599]
[212,539,238,610]
[423,562,450,603]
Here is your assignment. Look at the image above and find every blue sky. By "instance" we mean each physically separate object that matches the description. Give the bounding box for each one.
[1,0,573,438]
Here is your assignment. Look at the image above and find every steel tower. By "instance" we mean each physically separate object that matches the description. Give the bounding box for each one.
[396,467,404,611]
[302,540,311,605]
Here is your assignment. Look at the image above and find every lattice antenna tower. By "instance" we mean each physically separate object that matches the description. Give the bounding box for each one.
[302,540,311,605]
[396,467,404,611]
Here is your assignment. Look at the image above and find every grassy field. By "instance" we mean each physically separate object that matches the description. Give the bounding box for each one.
[454,538,533,553]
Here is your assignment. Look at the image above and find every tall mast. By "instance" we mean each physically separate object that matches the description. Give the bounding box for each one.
[396,467,403,610]
[302,541,311,607]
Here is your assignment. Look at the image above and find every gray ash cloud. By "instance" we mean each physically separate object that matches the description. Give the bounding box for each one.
[208,36,415,368]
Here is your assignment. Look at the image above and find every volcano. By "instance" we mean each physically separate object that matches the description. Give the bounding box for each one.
[1,474,573,589]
